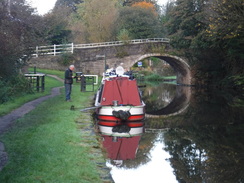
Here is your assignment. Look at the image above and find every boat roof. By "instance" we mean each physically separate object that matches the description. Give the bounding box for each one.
[100,77,142,106]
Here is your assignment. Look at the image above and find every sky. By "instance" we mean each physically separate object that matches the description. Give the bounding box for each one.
[27,0,169,15]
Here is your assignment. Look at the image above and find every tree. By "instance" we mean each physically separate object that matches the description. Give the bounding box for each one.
[117,29,132,41]
[43,6,72,44]
[132,1,158,15]
[165,0,207,49]
[204,0,244,75]
[70,0,119,43]
[206,0,243,40]
[122,0,157,6]
[116,5,162,39]
[0,0,44,78]
[54,0,84,11]
[163,0,243,87]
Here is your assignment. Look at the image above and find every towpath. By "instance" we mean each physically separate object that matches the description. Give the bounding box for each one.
[0,75,64,134]
[0,75,64,170]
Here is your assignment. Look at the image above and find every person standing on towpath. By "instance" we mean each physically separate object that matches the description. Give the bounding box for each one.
[64,65,75,102]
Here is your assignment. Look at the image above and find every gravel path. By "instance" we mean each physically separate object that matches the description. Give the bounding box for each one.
[0,75,64,170]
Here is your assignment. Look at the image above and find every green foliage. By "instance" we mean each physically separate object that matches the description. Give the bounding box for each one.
[0,81,12,103]
[117,6,162,39]
[70,0,119,43]
[58,52,74,66]
[225,75,244,90]
[0,76,62,116]
[117,28,131,42]
[162,0,243,87]
[29,68,64,79]
[44,6,72,45]
[0,76,33,104]
[54,0,83,11]
[0,1,45,78]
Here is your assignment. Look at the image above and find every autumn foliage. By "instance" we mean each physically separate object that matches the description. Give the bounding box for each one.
[132,1,157,15]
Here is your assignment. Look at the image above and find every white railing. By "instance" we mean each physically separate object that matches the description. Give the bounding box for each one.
[32,38,170,57]
[32,43,74,57]
[84,75,98,85]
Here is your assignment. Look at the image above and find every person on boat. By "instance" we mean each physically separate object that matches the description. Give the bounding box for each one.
[124,68,134,79]
[64,65,75,102]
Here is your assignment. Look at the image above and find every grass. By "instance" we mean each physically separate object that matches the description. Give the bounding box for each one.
[0,76,63,116]
[29,68,65,79]
[0,69,108,183]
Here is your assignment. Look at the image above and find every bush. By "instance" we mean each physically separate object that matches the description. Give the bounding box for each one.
[58,53,74,66]
[0,80,12,103]
[0,75,33,104]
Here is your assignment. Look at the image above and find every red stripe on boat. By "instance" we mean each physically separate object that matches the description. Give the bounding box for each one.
[98,114,145,122]
[98,121,144,127]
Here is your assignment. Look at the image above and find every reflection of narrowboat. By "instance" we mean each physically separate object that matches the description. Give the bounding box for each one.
[102,135,141,160]
[95,66,145,122]
[98,122,144,137]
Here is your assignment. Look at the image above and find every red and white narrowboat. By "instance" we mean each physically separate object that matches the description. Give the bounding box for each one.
[95,66,145,122]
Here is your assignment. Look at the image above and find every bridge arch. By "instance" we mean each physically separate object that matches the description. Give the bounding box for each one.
[132,53,191,85]
[145,85,191,117]
[129,53,191,118]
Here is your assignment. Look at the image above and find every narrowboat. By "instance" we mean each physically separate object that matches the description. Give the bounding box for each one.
[95,66,145,123]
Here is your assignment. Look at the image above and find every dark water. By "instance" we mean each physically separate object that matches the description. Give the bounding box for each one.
[97,82,244,183]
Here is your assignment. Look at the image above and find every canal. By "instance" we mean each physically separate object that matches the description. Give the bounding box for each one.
[95,82,244,183]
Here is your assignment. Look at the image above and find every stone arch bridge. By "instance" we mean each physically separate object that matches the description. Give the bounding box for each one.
[29,38,192,86]
[29,38,193,118]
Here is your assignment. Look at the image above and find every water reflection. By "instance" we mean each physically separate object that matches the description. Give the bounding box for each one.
[95,82,244,183]
[141,82,191,116]
[102,135,141,162]
[96,122,178,182]
[158,88,244,183]
[163,124,244,183]
[141,82,176,112]
[106,133,177,183]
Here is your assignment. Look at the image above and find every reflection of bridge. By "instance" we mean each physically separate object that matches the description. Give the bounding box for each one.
[145,85,191,118]
[29,38,192,85]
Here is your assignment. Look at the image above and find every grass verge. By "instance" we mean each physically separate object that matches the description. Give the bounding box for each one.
[29,68,65,79]
[0,76,63,117]
[0,83,106,183]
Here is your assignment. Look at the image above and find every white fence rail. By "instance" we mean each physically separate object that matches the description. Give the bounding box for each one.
[33,43,74,57]
[32,38,170,57]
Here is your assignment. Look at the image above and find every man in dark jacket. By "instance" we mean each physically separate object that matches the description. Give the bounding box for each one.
[64,65,75,101]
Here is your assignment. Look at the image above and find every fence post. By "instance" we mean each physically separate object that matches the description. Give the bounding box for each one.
[36,46,38,57]
[71,43,74,54]
[54,44,56,56]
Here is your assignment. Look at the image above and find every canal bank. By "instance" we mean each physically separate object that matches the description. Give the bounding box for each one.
[0,75,113,183]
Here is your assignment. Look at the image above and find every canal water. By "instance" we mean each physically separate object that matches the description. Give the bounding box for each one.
[96,82,244,183]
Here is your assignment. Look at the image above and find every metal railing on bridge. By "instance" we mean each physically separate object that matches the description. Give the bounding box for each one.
[32,38,170,57]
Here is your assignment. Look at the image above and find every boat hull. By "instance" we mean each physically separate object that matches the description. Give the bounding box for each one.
[97,105,145,122]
